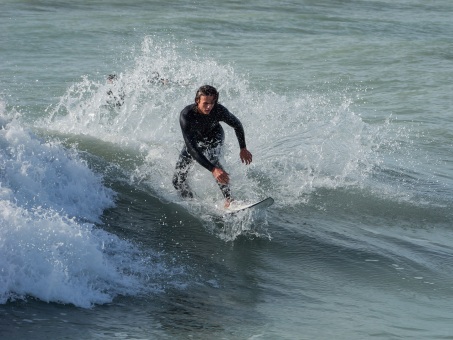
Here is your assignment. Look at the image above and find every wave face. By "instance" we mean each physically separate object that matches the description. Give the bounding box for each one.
[2,1,453,337]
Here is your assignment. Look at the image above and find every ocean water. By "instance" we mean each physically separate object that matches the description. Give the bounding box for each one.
[1,0,453,339]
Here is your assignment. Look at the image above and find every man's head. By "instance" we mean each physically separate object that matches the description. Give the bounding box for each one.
[107,74,117,83]
[195,85,219,115]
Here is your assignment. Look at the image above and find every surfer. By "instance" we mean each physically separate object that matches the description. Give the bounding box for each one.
[149,72,170,85]
[106,74,125,107]
[172,85,253,208]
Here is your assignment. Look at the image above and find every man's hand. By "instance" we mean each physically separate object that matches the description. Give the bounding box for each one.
[240,148,253,165]
[212,167,230,184]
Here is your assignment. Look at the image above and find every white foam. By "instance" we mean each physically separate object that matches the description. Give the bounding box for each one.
[0,199,138,307]
[0,116,155,307]
[1,119,114,222]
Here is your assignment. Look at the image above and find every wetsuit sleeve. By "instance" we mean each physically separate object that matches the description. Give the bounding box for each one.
[220,106,247,149]
[180,110,216,172]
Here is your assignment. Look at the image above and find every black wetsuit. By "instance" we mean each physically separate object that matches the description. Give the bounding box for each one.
[172,103,246,199]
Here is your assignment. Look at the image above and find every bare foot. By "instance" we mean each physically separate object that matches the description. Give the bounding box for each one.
[224,199,232,209]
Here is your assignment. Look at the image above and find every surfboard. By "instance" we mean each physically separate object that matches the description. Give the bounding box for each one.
[225,197,274,214]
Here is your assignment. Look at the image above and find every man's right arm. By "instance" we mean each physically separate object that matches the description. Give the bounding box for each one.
[180,110,216,172]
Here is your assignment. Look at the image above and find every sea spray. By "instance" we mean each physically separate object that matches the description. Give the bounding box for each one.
[42,37,386,208]
[35,36,399,242]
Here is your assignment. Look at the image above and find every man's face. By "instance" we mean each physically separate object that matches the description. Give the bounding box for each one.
[196,95,216,115]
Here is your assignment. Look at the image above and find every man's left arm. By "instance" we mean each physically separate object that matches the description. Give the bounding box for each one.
[221,107,252,165]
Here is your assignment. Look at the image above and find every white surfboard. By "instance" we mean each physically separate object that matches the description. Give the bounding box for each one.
[225,197,274,214]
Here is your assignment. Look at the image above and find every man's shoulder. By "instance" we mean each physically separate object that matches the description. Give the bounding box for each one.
[215,103,227,110]
[213,103,230,115]
[181,104,196,115]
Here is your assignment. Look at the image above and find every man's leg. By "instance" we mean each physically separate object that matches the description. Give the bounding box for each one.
[172,148,194,199]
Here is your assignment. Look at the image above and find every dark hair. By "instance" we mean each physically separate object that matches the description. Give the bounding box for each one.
[107,74,117,81]
[194,85,219,104]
